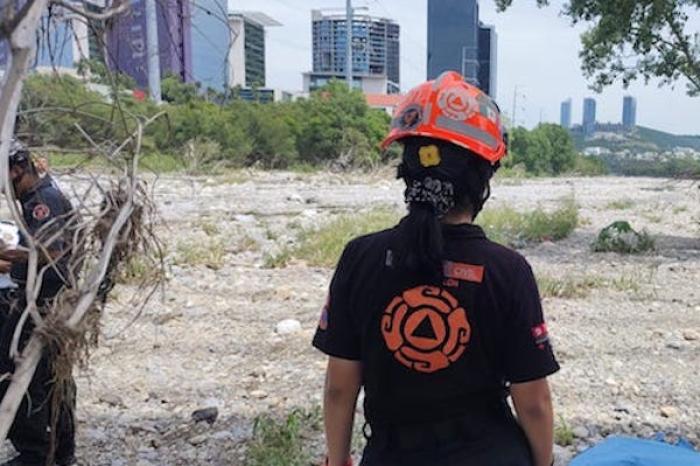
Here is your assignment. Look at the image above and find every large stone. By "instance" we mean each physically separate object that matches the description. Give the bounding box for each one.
[660,406,679,418]
[192,407,219,425]
[276,319,302,335]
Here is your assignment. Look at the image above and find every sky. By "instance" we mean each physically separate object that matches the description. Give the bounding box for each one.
[231,0,700,135]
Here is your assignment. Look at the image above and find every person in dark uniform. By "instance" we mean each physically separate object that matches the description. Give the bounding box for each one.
[0,141,76,466]
[313,72,559,466]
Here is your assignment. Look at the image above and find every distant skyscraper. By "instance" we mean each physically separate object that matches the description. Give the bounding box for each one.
[583,97,597,136]
[427,0,479,85]
[427,0,497,98]
[107,0,192,89]
[560,98,572,129]
[478,24,497,99]
[227,12,281,88]
[622,95,637,129]
[305,9,400,94]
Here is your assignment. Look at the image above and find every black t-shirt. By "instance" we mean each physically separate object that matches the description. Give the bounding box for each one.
[312,223,559,425]
[11,176,75,295]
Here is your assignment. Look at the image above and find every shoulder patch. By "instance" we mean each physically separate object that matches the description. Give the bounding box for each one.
[32,203,51,221]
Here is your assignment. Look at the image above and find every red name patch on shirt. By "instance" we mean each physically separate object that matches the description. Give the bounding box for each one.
[531,323,549,347]
[443,261,484,284]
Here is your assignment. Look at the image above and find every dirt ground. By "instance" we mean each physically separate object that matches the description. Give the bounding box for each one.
[1,172,699,465]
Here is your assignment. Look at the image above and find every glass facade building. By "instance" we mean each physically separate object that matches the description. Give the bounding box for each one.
[583,97,597,136]
[622,96,637,129]
[427,0,497,98]
[310,9,400,94]
[560,99,572,129]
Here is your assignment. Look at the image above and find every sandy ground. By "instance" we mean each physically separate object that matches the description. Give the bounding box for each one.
[1,172,699,465]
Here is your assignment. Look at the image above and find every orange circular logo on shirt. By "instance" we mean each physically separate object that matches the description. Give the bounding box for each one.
[381,286,471,373]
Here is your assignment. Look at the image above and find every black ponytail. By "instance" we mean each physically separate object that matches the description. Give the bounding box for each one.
[393,137,496,278]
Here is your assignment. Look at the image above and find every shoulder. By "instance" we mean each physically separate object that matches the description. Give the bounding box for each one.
[336,227,397,270]
[478,237,535,279]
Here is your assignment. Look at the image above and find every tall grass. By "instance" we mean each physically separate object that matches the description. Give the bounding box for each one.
[245,409,321,466]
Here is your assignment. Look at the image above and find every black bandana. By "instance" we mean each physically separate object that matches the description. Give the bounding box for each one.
[405,177,456,217]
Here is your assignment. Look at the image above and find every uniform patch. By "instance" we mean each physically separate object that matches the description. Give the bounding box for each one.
[32,203,50,221]
[437,86,478,120]
[531,323,550,349]
[418,145,441,167]
[443,261,484,284]
[381,286,471,374]
[396,105,423,130]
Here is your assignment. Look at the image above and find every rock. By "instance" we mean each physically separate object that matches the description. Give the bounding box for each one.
[275,319,302,335]
[572,425,590,439]
[188,434,208,446]
[192,407,219,425]
[99,394,125,408]
[286,193,304,203]
[666,341,684,350]
[682,330,699,341]
[211,430,234,441]
[250,390,268,399]
[554,445,574,466]
[660,406,679,418]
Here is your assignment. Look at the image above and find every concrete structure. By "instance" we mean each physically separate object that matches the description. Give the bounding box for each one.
[477,24,497,99]
[107,0,192,89]
[560,98,572,129]
[427,0,498,98]
[227,11,281,88]
[306,9,400,94]
[583,97,597,136]
[622,95,637,129]
[365,93,403,115]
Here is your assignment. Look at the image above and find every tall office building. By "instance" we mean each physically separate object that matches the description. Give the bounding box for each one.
[106,0,192,89]
[622,95,637,129]
[0,0,105,72]
[304,9,400,94]
[227,12,281,88]
[427,0,497,98]
[189,3,280,91]
[560,98,572,129]
[427,0,479,85]
[582,97,597,136]
[478,24,497,99]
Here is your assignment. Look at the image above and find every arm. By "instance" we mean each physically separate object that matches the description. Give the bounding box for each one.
[511,378,554,466]
[324,356,362,466]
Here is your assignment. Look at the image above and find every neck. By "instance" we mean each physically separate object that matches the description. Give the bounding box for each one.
[16,175,39,197]
[442,211,473,225]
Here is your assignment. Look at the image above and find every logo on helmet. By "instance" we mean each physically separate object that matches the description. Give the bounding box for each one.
[381,286,471,373]
[396,105,423,130]
[438,87,477,121]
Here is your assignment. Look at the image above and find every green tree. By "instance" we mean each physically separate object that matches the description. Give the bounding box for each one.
[504,124,577,175]
[161,74,199,105]
[496,0,700,96]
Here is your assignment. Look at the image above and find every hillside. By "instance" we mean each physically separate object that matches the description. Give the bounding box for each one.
[573,126,700,153]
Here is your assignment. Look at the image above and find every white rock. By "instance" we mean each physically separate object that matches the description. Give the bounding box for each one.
[553,445,575,466]
[188,434,208,446]
[572,425,590,439]
[682,330,699,341]
[275,319,302,335]
[660,406,679,418]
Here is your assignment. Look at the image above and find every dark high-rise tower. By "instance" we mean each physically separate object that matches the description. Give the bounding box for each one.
[427,0,480,85]
[583,97,597,136]
[560,99,572,129]
[622,96,637,129]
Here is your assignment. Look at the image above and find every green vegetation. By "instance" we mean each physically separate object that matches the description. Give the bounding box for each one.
[592,221,655,254]
[571,154,608,176]
[266,208,400,268]
[173,238,227,270]
[606,198,635,210]
[538,275,604,299]
[496,1,700,97]
[246,409,322,466]
[479,198,579,247]
[19,74,390,172]
[554,417,575,447]
[601,155,700,179]
[504,124,577,176]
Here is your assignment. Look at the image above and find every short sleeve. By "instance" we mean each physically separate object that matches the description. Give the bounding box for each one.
[502,257,560,384]
[312,241,361,361]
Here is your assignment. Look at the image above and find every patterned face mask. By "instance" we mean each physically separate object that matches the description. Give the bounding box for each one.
[404,177,456,217]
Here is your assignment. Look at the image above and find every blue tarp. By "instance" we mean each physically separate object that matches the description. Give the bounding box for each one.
[570,436,700,466]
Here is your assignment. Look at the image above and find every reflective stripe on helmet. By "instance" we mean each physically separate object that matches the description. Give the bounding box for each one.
[435,116,498,149]
[432,71,452,91]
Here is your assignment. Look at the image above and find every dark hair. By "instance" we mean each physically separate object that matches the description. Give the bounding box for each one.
[393,137,497,277]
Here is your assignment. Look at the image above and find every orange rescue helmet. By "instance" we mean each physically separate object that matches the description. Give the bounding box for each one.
[381,71,508,164]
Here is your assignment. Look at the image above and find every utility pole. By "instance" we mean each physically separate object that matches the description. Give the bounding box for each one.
[346,0,353,90]
[145,0,161,103]
[512,85,518,127]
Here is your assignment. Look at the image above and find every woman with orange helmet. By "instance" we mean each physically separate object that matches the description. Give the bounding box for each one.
[313,72,559,466]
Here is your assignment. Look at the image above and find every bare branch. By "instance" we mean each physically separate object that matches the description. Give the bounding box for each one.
[49,0,130,21]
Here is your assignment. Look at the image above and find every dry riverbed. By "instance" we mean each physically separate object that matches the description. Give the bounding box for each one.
[1,172,699,465]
